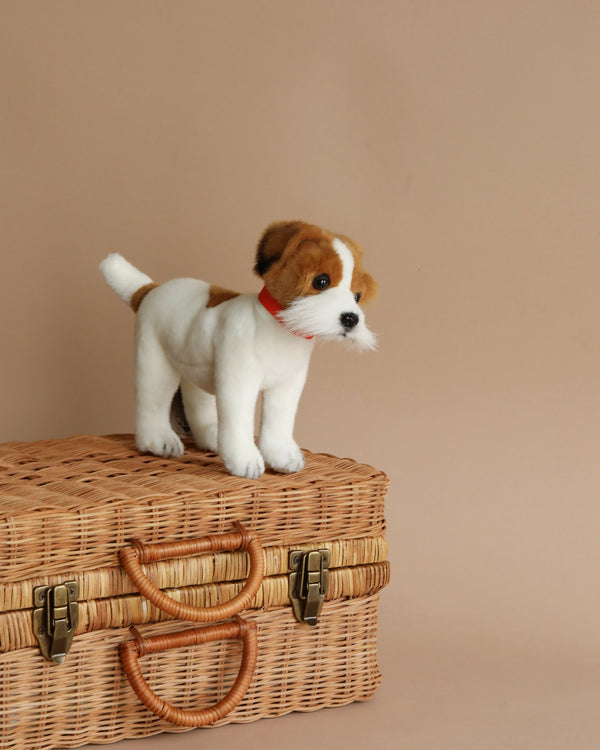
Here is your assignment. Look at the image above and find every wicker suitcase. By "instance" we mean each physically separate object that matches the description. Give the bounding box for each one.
[0,434,389,749]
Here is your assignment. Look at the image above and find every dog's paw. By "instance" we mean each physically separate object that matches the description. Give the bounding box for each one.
[136,428,184,459]
[259,439,305,474]
[222,445,265,480]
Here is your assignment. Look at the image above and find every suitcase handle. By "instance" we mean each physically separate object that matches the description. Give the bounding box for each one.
[119,522,264,622]
[119,616,258,726]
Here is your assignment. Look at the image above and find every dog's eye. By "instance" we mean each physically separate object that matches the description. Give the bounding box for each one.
[354,291,362,303]
[312,273,331,291]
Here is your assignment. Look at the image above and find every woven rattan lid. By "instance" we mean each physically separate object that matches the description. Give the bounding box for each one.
[0,434,388,583]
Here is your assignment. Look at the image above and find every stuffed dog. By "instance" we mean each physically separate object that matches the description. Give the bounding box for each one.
[100,221,378,479]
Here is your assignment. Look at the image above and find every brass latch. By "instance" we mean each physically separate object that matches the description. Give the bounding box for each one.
[33,581,79,665]
[288,549,330,626]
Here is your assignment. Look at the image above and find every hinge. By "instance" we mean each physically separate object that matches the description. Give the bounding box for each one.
[32,581,79,665]
[288,549,330,626]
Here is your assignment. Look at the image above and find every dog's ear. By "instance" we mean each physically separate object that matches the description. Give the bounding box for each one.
[338,233,379,306]
[254,221,322,278]
[355,270,379,305]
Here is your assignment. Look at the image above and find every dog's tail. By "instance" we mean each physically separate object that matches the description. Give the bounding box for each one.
[99,253,158,312]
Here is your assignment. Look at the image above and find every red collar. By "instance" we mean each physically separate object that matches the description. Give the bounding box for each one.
[258,286,313,340]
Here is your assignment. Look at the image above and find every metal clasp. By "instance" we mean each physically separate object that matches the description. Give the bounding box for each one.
[288,549,330,626]
[33,581,79,665]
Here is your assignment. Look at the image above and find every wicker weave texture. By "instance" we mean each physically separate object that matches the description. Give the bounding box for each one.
[0,534,388,613]
[0,435,388,583]
[1,561,390,653]
[0,593,382,750]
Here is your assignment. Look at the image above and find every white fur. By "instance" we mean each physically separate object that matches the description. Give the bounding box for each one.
[99,253,153,305]
[278,238,377,350]
[100,238,377,479]
[100,258,312,479]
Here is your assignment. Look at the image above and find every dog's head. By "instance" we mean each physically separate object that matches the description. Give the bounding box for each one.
[254,221,378,349]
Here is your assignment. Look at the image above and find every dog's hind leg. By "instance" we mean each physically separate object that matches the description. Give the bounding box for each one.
[134,331,184,458]
[180,380,218,452]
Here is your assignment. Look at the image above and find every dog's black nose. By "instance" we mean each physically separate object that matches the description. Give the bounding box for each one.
[340,312,359,330]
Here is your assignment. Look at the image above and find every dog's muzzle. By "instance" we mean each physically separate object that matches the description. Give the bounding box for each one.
[340,312,359,331]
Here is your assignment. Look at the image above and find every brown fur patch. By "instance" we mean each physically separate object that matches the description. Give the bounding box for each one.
[338,233,379,305]
[256,222,346,307]
[130,282,159,312]
[274,240,344,304]
[207,285,240,308]
[266,240,345,306]
[254,221,310,277]
[255,221,378,308]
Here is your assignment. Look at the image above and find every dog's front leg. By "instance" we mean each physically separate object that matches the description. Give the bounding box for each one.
[259,367,308,474]
[216,368,264,480]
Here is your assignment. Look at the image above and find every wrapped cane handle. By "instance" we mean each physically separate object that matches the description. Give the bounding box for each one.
[119,617,258,726]
[119,522,264,622]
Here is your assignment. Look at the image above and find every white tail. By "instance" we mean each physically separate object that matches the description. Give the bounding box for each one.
[99,253,153,305]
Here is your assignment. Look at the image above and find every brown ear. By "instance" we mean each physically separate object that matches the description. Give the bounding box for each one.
[339,233,379,306]
[254,221,322,278]
[357,271,379,305]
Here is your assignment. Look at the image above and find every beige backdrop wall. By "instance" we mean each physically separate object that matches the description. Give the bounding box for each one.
[2,2,599,748]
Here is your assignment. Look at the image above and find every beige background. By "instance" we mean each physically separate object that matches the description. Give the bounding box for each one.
[2,1,599,748]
